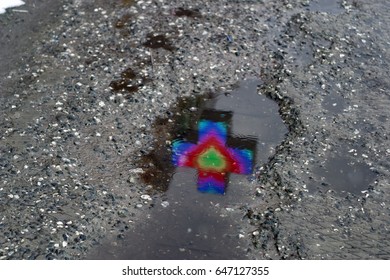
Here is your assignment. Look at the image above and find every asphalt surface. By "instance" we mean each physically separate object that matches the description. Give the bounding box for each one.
[0,0,389,260]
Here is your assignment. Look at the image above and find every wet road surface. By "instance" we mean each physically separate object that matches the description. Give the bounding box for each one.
[0,0,389,260]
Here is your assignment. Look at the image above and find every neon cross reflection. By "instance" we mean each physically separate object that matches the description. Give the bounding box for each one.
[172,110,256,194]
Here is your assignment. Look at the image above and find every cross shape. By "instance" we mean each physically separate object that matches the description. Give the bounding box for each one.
[172,109,256,194]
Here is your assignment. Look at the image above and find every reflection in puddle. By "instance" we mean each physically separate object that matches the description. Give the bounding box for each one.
[88,79,287,259]
[172,109,256,194]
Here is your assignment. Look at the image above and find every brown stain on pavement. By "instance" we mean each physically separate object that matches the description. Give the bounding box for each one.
[143,34,175,52]
[174,8,202,18]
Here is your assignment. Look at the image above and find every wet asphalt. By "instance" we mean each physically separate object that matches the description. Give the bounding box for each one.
[0,0,389,260]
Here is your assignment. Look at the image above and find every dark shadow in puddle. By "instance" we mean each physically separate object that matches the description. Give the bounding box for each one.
[139,95,212,192]
[87,79,287,259]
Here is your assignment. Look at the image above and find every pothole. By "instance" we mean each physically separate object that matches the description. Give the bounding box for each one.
[141,79,288,194]
[88,79,288,259]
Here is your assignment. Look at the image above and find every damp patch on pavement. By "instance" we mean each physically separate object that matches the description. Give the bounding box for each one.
[143,34,176,52]
[314,156,377,195]
[311,144,378,195]
[307,0,345,14]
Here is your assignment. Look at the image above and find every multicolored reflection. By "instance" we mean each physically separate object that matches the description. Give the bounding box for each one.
[172,110,255,194]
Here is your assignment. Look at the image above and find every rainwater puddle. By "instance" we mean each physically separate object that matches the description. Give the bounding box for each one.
[89,79,287,259]
[308,0,344,14]
[311,145,377,195]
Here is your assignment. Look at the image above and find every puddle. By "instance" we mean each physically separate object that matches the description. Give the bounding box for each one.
[172,109,257,194]
[311,145,377,195]
[88,79,287,259]
[322,93,346,114]
[308,0,344,14]
[141,79,287,193]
